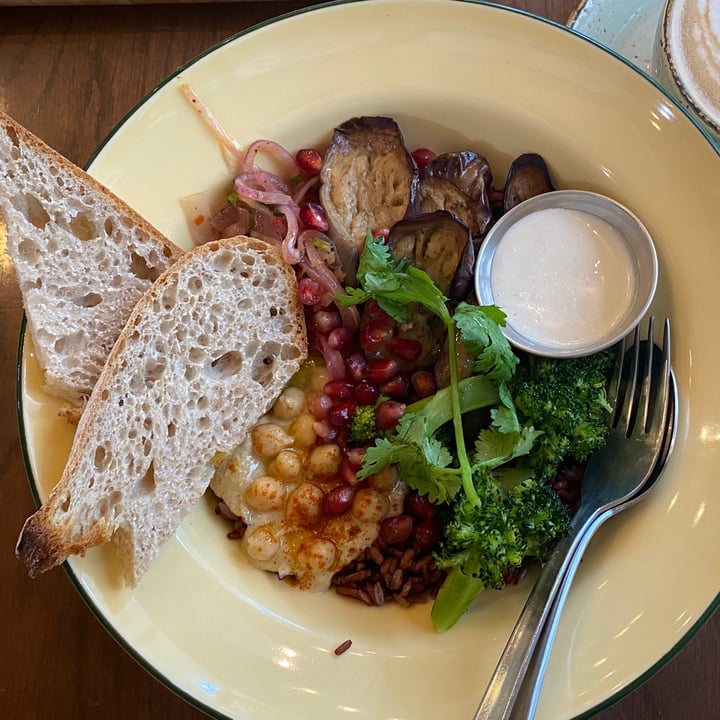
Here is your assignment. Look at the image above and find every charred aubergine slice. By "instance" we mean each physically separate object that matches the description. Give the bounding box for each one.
[386,210,475,301]
[502,152,555,213]
[417,151,494,245]
[319,116,419,282]
[380,210,475,373]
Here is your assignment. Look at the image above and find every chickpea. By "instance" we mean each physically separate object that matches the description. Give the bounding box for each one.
[286,482,325,527]
[245,475,286,511]
[368,464,399,492]
[352,487,390,523]
[296,537,337,573]
[289,412,317,448]
[269,450,303,483]
[308,365,331,393]
[251,422,293,458]
[272,386,307,421]
[244,526,279,562]
[307,443,342,478]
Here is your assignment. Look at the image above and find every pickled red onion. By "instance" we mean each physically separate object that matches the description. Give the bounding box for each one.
[241,139,300,177]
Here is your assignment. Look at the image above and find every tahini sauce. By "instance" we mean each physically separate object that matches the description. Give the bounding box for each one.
[490,207,637,349]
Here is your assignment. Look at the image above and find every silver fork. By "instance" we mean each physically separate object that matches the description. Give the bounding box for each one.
[472,317,672,720]
[508,363,677,720]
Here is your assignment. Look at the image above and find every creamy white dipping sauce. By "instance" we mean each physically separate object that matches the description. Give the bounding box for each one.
[490,207,637,349]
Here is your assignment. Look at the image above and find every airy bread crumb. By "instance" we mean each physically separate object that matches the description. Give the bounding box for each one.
[16,236,307,586]
[0,111,184,404]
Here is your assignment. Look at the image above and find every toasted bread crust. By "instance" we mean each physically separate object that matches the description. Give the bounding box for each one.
[17,513,112,578]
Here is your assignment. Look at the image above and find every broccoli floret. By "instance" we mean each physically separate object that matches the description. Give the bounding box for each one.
[431,468,570,632]
[348,404,378,445]
[510,349,615,481]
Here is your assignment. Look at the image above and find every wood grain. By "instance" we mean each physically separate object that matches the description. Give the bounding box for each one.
[1,2,718,719]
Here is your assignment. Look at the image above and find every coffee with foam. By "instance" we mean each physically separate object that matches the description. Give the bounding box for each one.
[654,0,720,140]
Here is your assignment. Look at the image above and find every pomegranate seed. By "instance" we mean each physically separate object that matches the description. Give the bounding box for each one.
[413,518,442,550]
[371,227,390,239]
[345,352,367,382]
[380,374,410,398]
[363,300,395,326]
[325,348,347,382]
[299,202,329,232]
[298,277,323,305]
[308,392,333,419]
[347,447,367,466]
[296,148,323,175]
[359,321,394,352]
[410,370,437,399]
[379,514,414,544]
[313,418,338,441]
[323,485,355,516]
[327,327,353,351]
[341,456,362,486]
[375,400,406,431]
[387,337,423,362]
[328,400,356,427]
[404,490,437,520]
[324,380,354,402]
[412,147,436,170]
[312,310,341,334]
[366,358,398,384]
[354,380,379,406]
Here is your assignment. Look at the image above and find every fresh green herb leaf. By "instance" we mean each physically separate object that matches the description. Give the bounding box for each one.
[454,302,517,384]
[361,434,460,504]
[337,232,451,324]
[473,424,540,469]
[312,236,332,251]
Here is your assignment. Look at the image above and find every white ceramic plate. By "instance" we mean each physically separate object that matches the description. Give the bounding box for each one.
[18,1,720,719]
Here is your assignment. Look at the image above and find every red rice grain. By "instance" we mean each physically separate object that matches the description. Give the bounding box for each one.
[332,533,447,608]
[334,639,353,656]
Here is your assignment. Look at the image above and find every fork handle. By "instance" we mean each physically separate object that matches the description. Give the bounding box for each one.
[472,506,602,720]
[507,510,611,720]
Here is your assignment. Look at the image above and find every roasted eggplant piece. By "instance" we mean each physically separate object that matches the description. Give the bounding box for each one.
[386,210,475,301]
[418,151,494,242]
[319,116,419,282]
[382,210,476,375]
[502,152,555,213]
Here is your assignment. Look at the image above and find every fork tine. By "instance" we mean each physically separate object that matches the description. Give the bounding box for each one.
[608,333,629,424]
[633,317,671,436]
[634,316,656,434]
[647,318,672,435]
[614,323,642,432]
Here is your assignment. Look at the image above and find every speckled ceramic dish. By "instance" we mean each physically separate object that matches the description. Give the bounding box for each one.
[568,0,664,74]
[569,0,720,148]
[17,1,720,719]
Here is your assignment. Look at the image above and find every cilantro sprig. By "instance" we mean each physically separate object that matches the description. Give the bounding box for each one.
[337,233,518,506]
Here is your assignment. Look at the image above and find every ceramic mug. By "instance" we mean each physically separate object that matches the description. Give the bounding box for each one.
[652,0,720,145]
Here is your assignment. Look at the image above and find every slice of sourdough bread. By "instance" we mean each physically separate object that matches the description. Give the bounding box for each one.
[0,111,184,405]
[16,235,308,587]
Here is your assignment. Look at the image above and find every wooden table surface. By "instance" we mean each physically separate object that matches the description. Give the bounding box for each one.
[2,1,718,718]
